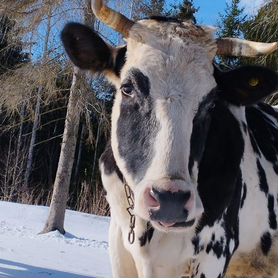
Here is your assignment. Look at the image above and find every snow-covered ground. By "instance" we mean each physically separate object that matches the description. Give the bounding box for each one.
[0,201,111,278]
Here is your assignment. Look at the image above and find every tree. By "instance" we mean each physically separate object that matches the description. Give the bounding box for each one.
[41,0,95,234]
[170,0,199,23]
[133,0,166,19]
[216,0,246,68]
[242,0,278,71]
[0,15,29,75]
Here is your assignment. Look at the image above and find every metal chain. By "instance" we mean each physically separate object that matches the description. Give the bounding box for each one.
[124,180,136,244]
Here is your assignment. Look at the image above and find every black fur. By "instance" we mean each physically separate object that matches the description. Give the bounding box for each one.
[100,143,123,182]
[61,22,126,75]
[214,66,278,106]
[117,68,160,182]
[148,16,181,23]
[268,194,277,230]
[261,232,272,255]
[195,94,244,224]
[240,183,247,209]
[257,159,269,196]
[246,105,278,174]
[139,222,154,247]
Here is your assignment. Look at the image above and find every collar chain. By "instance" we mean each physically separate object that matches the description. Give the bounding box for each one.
[124,180,135,244]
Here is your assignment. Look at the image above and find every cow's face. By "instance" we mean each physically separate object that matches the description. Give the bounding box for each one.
[111,20,217,231]
[62,5,278,232]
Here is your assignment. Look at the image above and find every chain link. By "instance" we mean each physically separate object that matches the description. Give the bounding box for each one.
[124,181,136,244]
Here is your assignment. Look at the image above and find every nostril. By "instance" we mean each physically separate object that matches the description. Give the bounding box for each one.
[145,188,160,208]
[184,191,194,211]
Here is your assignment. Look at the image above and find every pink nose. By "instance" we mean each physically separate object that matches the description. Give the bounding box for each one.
[144,185,194,224]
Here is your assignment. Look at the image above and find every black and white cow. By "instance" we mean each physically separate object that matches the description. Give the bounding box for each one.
[61,1,278,277]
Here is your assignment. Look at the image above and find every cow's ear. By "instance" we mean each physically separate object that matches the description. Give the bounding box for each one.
[214,66,278,106]
[61,22,126,78]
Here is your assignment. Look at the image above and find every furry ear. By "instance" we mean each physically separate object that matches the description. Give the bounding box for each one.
[61,22,126,77]
[214,66,278,106]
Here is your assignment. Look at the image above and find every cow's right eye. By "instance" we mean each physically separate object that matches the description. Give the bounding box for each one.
[120,84,134,97]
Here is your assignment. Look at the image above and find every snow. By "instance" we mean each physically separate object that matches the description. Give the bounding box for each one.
[0,201,111,278]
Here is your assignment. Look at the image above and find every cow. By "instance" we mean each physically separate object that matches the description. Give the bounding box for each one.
[61,1,278,277]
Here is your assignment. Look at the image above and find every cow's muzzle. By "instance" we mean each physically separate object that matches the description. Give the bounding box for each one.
[143,181,203,231]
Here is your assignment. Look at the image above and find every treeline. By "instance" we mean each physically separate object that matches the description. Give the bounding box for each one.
[0,0,277,218]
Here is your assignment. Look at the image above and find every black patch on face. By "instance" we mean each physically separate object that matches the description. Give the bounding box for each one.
[268,194,277,230]
[139,222,154,247]
[261,232,272,255]
[99,142,123,182]
[200,274,206,278]
[117,68,159,182]
[240,183,247,209]
[257,159,269,196]
[246,105,278,173]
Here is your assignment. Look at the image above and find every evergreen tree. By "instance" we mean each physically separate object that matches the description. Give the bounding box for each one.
[171,0,199,23]
[242,0,278,72]
[216,0,246,68]
[133,0,166,19]
[0,15,29,75]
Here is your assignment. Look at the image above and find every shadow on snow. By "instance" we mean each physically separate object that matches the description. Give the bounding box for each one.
[0,259,95,278]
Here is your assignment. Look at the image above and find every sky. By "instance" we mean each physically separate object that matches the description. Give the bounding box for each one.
[166,0,266,26]
[31,0,267,61]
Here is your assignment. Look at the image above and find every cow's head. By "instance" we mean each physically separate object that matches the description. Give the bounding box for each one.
[62,0,278,232]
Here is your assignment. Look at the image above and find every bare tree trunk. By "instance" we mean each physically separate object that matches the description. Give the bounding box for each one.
[13,103,25,189]
[41,67,81,234]
[72,123,85,188]
[41,0,95,235]
[23,89,41,190]
[23,5,52,190]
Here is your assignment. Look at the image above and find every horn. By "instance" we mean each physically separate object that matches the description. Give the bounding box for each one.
[217,38,278,57]
[91,0,134,37]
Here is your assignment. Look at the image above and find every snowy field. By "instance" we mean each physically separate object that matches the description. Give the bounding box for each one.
[0,201,111,278]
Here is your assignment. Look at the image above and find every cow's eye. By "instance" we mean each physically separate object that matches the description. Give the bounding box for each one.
[120,84,134,97]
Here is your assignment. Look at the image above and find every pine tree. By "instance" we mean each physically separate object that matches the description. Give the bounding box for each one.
[172,0,199,23]
[216,0,246,68]
[242,0,278,71]
[133,0,166,19]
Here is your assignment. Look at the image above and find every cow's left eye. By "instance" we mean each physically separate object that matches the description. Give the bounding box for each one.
[120,84,134,97]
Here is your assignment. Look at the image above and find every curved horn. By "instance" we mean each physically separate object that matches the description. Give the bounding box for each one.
[217,38,278,57]
[91,0,134,37]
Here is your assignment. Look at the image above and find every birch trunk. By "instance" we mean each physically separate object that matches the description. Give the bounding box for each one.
[41,67,81,234]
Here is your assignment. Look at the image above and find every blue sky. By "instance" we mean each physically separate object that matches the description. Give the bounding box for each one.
[167,0,265,26]
[31,0,266,60]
